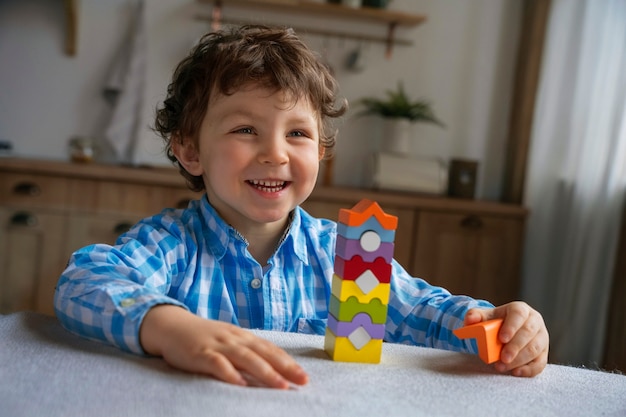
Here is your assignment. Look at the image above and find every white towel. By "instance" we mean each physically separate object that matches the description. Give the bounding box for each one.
[103,0,146,164]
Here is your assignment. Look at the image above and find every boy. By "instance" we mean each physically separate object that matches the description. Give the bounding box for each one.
[54,25,549,389]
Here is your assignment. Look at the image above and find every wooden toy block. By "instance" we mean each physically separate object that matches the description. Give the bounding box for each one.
[335,235,394,263]
[338,199,398,230]
[334,255,392,283]
[324,328,383,363]
[329,294,388,324]
[327,312,385,340]
[337,217,396,242]
[331,274,390,304]
[326,198,396,364]
[453,318,504,364]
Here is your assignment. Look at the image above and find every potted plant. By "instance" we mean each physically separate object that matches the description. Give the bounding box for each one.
[356,82,444,155]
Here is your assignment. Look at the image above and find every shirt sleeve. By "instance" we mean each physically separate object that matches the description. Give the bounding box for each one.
[385,261,494,354]
[54,216,190,355]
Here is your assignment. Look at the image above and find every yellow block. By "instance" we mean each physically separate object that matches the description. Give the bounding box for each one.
[324,328,383,364]
[331,274,390,304]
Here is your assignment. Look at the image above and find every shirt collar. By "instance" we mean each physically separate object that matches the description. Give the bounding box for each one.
[197,195,309,265]
[197,195,236,259]
[279,207,309,266]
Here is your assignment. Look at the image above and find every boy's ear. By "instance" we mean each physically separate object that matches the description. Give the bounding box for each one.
[172,136,204,176]
[318,146,326,161]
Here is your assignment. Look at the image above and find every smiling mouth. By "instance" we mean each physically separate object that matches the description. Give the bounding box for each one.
[247,180,289,193]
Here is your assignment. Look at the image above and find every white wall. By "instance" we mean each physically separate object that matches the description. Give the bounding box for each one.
[0,0,521,200]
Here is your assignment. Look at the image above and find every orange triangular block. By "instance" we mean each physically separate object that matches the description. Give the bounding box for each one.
[453,318,504,364]
[338,199,398,230]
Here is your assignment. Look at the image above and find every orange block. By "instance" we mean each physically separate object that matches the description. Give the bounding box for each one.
[338,199,398,230]
[453,318,504,364]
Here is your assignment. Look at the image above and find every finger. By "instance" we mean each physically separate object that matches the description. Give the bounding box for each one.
[463,308,493,325]
[227,345,292,389]
[495,302,532,344]
[499,310,544,364]
[163,347,249,387]
[509,349,549,377]
[196,349,249,386]
[251,339,309,386]
[500,322,548,369]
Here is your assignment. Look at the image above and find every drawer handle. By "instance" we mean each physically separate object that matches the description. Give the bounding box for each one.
[460,215,483,230]
[10,212,38,227]
[113,222,133,234]
[13,182,41,196]
[176,198,191,209]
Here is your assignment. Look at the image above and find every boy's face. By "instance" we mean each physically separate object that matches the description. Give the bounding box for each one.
[176,85,322,232]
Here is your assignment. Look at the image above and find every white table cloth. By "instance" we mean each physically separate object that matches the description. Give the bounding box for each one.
[1,312,625,417]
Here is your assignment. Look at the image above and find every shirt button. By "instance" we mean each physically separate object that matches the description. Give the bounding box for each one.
[250,278,262,289]
[120,298,136,307]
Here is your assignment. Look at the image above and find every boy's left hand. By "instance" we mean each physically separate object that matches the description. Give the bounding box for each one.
[464,301,549,377]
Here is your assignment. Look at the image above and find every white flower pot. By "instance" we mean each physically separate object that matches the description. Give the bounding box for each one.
[382,118,413,155]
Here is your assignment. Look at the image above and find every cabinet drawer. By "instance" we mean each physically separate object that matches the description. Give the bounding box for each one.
[0,173,69,210]
[68,179,164,217]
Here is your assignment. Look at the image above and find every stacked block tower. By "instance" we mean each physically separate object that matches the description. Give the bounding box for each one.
[324,199,398,363]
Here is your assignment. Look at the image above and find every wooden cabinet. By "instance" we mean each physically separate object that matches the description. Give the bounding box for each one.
[0,159,200,316]
[1,158,527,316]
[0,172,72,315]
[411,211,523,306]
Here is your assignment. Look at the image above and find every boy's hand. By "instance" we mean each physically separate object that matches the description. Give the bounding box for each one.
[464,301,549,377]
[139,305,309,389]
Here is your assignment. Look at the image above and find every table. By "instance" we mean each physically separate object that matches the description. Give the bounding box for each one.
[1,312,625,417]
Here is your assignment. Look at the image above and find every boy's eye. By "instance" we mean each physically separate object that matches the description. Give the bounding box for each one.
[288,130,308,138]
[234,127,254,134]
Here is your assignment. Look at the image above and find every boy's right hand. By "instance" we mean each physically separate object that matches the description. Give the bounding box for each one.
[139,304,309,389]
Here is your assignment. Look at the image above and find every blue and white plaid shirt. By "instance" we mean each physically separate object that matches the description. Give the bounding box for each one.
[54,196,492,355]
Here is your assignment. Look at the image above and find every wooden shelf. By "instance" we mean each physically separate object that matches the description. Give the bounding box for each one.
[199,0,425,26]
[197,0,427,57]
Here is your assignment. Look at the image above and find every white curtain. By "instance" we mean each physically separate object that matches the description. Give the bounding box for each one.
[521,0,626,367]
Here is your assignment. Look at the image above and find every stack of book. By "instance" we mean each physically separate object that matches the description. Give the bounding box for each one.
[367,152,448,195]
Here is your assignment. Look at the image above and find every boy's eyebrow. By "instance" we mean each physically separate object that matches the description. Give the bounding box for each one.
[218,109,318,125]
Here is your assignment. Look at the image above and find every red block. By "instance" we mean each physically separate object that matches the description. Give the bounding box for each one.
[334,254,391,283]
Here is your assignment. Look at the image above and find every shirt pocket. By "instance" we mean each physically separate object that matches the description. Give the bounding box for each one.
[296,318,327,335]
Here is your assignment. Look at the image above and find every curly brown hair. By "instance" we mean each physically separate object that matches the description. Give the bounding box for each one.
[153,25,348,192]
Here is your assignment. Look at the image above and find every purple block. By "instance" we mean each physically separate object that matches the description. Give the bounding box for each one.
[335,235,394,263]
[327,312,386,339]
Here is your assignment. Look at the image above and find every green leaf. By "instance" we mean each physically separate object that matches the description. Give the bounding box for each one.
[355,81,445,128]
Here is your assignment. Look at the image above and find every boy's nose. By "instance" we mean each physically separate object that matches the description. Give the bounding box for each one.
[258,136,289,165]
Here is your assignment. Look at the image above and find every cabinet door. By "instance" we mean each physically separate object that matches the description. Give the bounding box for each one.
[411,211,523,306]
[0,208,68,316]
[301,200,415,271]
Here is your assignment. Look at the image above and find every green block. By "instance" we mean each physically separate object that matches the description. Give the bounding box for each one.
[328,294,388,324]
